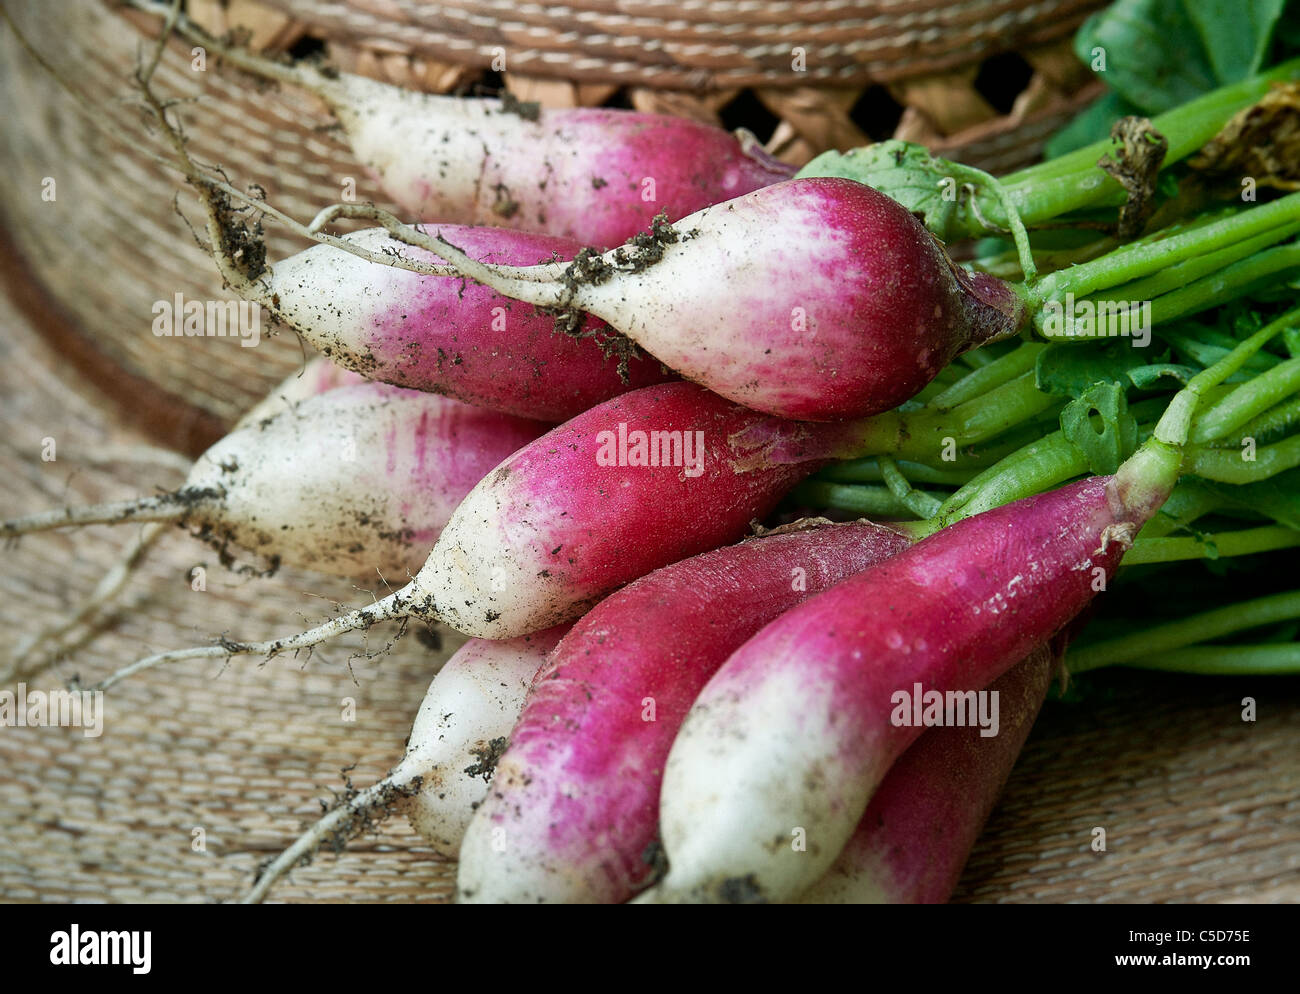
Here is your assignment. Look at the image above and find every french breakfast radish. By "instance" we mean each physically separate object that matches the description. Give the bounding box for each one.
[456,520,913,904]
[417,381,862,637]
[644,479,1151,902]
[128,1,794,246]
[6,360,372,681]
[800,644,1056,903]
[324,85,792,248]
[242,626,569,904]
[257,226,673,421]
[642,325,1278,903]
[2,383,546,576]
[96,381,870,688]
[414,178,1026,420]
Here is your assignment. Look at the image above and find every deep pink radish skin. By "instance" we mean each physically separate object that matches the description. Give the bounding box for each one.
[802,645,1056,904]
[265,226,672,421]
[610,177,1026,420]
[472,110,796,246]
[333,74,796,246]
[651,474,1149,903]
[455,521,912,903]
[458,177,1027,421]
[416,382,866,638]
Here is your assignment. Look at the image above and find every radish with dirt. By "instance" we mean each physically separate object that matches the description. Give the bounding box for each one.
[640,320,1294,903]
[379,178,1300,421]
[246,225,674,421]
[126,0,795,247]
[241,625,570,904]
[1,382,547,577]
[455,520,913,904]
[800,643,1057,903]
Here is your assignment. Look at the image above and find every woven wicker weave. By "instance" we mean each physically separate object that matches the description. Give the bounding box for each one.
[0,0,1102,449]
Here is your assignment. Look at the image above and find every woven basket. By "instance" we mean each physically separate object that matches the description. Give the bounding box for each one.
[0,0,1103,454]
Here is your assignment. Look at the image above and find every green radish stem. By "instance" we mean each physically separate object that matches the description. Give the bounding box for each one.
[956,349,998,369]
[1029,193,1300,309]
[788,482,944,519]
[853,372,1062,463]
[1158,327,1281,376]
[1104,644,1300,675]
[1187,433,1300,483]
[1216,394,1300,446]
[928,343,1045,409]
[1145,241,1300,328]
[799,59,1300,241]
[1071,223,1300,330]
[925,433,1089,529]
[1067,590,1300,673]
[898,310,1300,542]
[1122,524,1300,564]
[929,159,1039,280]
[925,398,1169,526]
[1192,355,1300,443]
[816,459,976,487]
[990,58,1300,229]
[819,307,1300,525]
[876,458,944,518]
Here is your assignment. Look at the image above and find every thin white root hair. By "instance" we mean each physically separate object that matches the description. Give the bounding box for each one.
[1,495,185,539]
[4,6,471,291]
[124,7,467,283]
[306,203,571,288]
[4,523,168,683]
[125,0,332,93]
[83,589,415,692]
[240,760,424,904]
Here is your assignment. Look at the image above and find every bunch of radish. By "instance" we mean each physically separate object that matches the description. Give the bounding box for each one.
[11,3,1300,905]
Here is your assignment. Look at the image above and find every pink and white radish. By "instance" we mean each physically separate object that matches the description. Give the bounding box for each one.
[800,644,1056,904]
[6,360,373,682]
[2,383,546,577]
[96,382,869,688]
[258,225,672,421]
[642,481,1144,902]
[241,626,568,904]
[420,381,865,638]
[326,84,793,248]
[415,178,1026,421]
[456,520,912,904]
[401,627,569,855]
[641,327,1267,903]
[128,1,794,245]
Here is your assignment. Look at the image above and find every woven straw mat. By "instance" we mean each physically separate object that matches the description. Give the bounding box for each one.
[1,0,1298,903]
